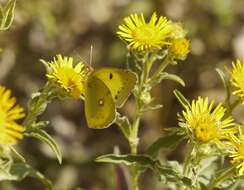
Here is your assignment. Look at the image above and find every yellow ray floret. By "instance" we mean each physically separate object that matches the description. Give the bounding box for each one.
[44,55,91,99]
[0,86,25,145]
[229,127,244,175]
[230,60,244,102]
[117,12,173,51]
[180,97,236,146]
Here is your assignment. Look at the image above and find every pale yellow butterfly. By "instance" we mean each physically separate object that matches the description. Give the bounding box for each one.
[84,68,137,129]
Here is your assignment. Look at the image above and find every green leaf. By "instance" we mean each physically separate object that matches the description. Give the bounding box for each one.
[96,154,192,187]
[25,128,62,164]
[0,163,53,190]
[216,68,231,105]
[149,72,185,87]
[0,0,16,30]
[146,129,184,158]
[96,154,155,169]
[174,89,190,108]
[9,163,53,190]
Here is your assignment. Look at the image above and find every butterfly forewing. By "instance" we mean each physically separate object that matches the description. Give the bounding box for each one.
[93,68,137,107]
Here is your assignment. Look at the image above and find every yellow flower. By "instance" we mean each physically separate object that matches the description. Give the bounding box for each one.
[0,86,25,145]
[117,12,173,51]
[230,60,244,102]
[170,38,190,60]
[43,55,91,99]
[180,97,236,146]
[229,127,244,175]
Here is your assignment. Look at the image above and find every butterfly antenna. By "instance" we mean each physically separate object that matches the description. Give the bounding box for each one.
[89,45,93,67]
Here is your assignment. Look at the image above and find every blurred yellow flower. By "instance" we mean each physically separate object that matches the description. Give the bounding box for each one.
[0,86,25,145]
[230,60,244,102]
[170,23,187,39]
[43,55,91,99]
[117,12,173,51]
[170,38,190,60]
[229,127,244,175]
[180,97,236,146]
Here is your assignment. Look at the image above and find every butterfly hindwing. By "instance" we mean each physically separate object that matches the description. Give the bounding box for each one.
[85,75,116,129]
[93,68,137,107]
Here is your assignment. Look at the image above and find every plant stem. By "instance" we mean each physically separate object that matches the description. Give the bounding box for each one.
[126,52,171,190]
[128,53,155,190]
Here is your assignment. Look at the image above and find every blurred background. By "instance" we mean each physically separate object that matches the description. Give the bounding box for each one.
[1,0,244,189]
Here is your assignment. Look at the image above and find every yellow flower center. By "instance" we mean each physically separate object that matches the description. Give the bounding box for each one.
[191,115,218,143]
[132,25,156,44]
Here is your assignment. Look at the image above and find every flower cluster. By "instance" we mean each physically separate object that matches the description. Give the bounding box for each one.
[177,60,244,176]
[117,12,190,58]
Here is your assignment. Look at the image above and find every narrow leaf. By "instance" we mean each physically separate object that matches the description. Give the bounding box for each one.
[161,73,185,86]
[216,68,231,105]
[174,89,190,108]
[9,147,26,163]
[96,154,155,169]
[149,72,185,87]
[0,0,16,30]
[25,128,62,164]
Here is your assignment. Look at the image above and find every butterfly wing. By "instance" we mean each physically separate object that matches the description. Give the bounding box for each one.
[93,68,137,107]
[85,74,116,129]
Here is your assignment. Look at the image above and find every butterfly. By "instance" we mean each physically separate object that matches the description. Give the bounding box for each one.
[84,68,137,129]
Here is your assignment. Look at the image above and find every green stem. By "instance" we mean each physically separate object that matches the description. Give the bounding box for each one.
[128,53,157,190]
